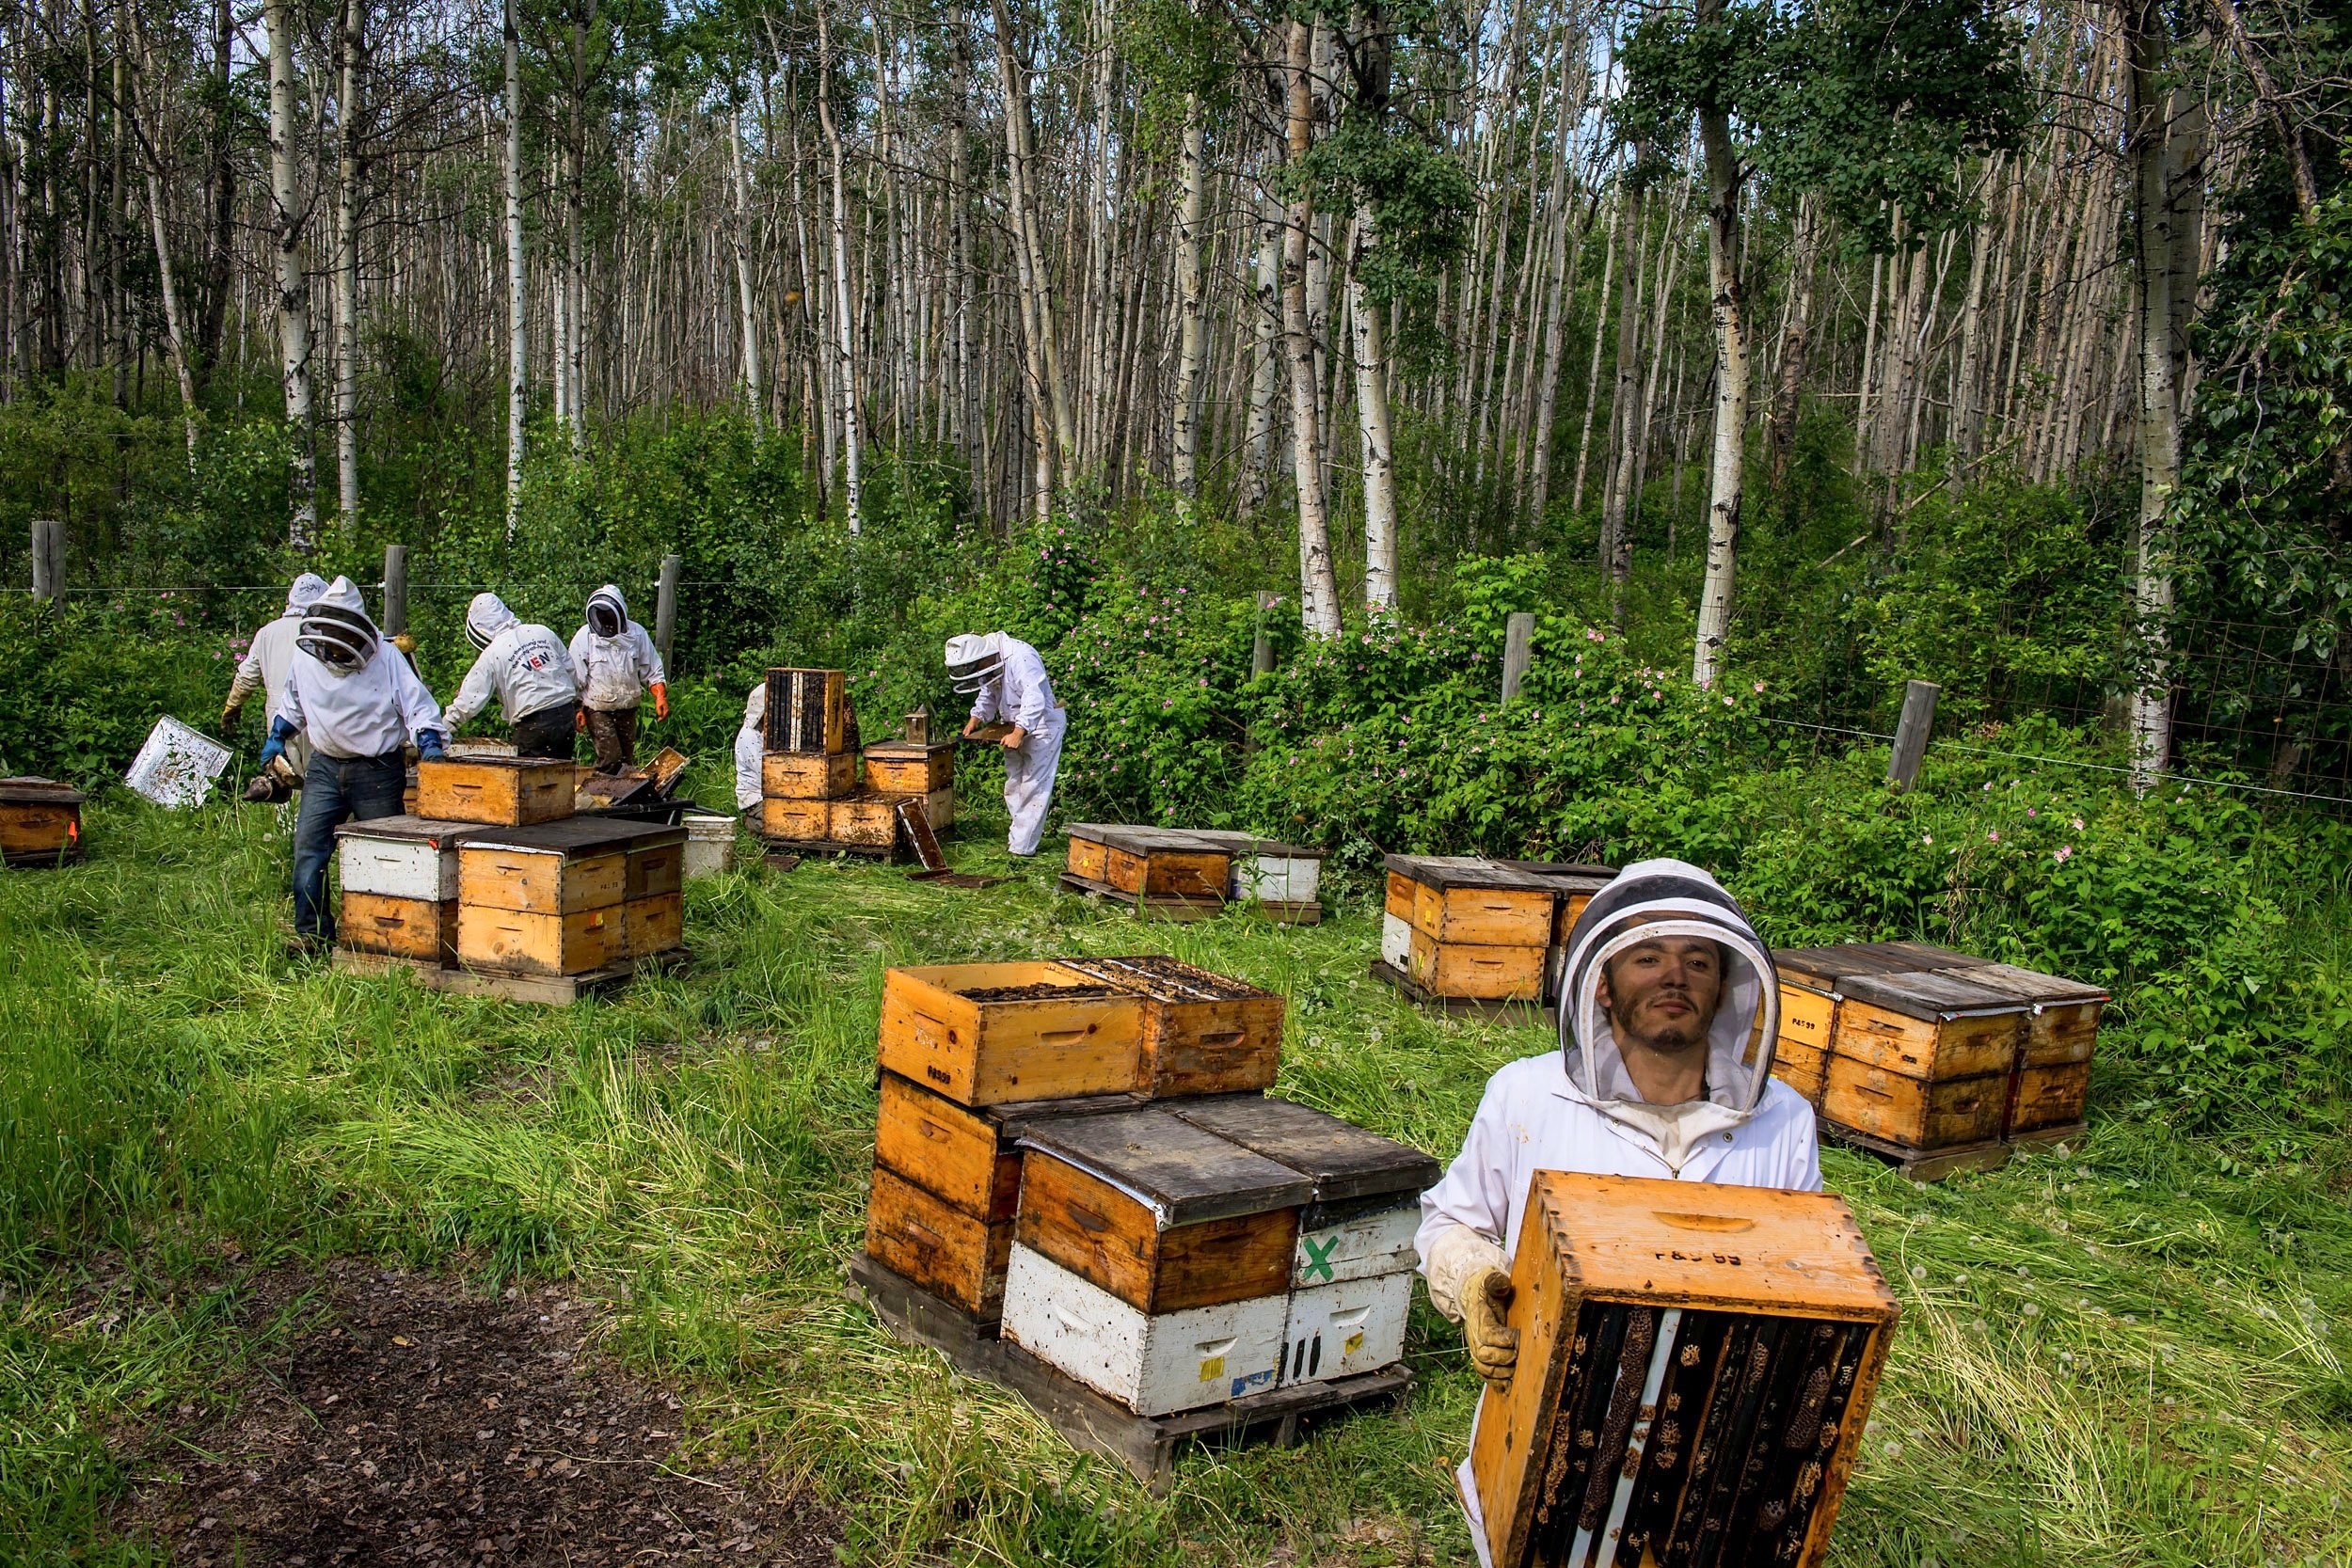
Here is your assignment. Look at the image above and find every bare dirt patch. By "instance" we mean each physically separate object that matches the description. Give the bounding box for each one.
[118,1262,836,1566]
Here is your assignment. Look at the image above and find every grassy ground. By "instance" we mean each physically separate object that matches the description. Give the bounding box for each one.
[3,788,2349,1568]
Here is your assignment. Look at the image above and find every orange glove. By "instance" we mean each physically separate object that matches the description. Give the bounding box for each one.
[651,682,669,721]
[575,707,588,732]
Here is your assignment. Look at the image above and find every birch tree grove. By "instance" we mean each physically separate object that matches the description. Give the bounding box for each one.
[2,0,2341,774]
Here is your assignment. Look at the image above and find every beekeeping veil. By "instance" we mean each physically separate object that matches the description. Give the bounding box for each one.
[296,577,379,674]
[1556,858,1781,1173]
[944,632,1007,695]
[282,572,330,618]
[464,592,518,650]
[585,585,628,640]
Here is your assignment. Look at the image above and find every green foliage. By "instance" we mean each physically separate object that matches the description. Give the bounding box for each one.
[0,596,238,784]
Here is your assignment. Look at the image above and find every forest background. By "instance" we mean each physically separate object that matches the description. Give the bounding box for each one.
[1,0,2350,1130]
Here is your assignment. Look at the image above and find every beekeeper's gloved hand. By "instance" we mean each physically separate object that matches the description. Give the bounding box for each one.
[258,716,297,771]
[416,729,449,762]
[1461,1265,1518,1386]
[651,682,669,721]
[221,697,244,730]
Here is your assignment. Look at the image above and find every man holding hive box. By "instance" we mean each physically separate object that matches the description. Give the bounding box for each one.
[1416,858,1820,1564]
[262,577,448,952]
[946,631,1064,856]
[441,593,581,758]
[570,583,668,773]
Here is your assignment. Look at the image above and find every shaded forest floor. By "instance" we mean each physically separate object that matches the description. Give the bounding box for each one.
[3,791,2349,1566]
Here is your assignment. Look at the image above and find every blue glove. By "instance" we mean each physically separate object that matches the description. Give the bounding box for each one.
[416,728,449,762]
[258,716,297,771]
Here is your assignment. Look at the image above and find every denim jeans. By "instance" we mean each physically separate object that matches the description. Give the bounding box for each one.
[293,749,407,939]
[509,701,579,759]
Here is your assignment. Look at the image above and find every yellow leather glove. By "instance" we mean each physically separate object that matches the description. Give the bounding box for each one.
[389,632,416,656]
[1462,1265,1518,1385]
[220,698,243,729]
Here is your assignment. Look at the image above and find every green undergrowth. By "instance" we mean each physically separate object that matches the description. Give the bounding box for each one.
[2,797,2348,1567]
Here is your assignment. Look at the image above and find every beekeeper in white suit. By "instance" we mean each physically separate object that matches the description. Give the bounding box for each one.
[222,572,329,782]
[733,680,767,813]
[1415,859,1820,1566]
[442,593,580,759]
[946,632,1064,856]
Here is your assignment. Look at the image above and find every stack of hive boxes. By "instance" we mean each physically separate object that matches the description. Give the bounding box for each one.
[337,756,685,977]
[1767,940,2105,1158]
[862,705,958,835]
[1063,823,1327,921]
[864,954,1435,1417]
[1378,855,1615,1004]
[758,667,859,844]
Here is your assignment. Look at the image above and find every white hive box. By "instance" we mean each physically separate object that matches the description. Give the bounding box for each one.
[335,815,483,900]
[1001,1243,1290,1416]
[1279,1271,1412,1387]
[1380,911,1414,972]
[1292,1197,1421,1289]
[1182,831,1327,905]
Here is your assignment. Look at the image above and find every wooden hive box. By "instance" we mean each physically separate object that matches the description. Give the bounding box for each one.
[625,893,683,958]
[1054,955,1286,1097]
[1497,860,1618,943]
[829,792,901,848]
[1947,961,2106,1133]
[765,667,849,754]
[1383,855,1550,1001]
[862,739,957,797]
[1471,1173,1899,1568]
[334,816,491,969]
[1181,831,1328,906]
[1001,1243,1295,1416]
[0,777,85,863]
[866,1073,1141,1319]
[1408,927,1547,1000]
[763,750,857,800]
[1079,825,1232,902]
[339,893,460,965]
[1011,1106,1313,1316]
[1820,970,2030,1149]
[455,817,682,975]
[879,962,1146,1105]
[760,798,831,840]
[415,757,578,826]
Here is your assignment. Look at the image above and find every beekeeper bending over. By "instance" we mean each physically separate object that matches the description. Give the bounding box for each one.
[947,632,1064,857]
[734,680,766,813]
[222,572,329,781]
[442,593,580,759]
[261,577,447,953]
[570,583,667,773]
[1415,859,1820,1566]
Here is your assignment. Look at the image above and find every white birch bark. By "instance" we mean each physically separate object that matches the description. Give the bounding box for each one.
[2125,0,2178,788]
[333,0,361,525]
[729,108,764,431]
[503,2,526,535]
[1238,178,1283,512]
[816,0,862,532]
[1283,20,1339,636]
[1690,87,1749,689]
[1350,208,1396,608]
[1170,91,1205,500]
[265,0,316,552]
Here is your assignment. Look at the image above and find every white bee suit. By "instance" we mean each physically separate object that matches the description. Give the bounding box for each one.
[949,632,1064,856]
[1412,859,1821,1567]
[734,682,767,811]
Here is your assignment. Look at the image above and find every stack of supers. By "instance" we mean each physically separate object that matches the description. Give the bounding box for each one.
[453,816,687,977]
[1768,941,2106,1171]
[1377,855,1619,1006]
[757,667,863,846]
[1062,823,1328,922]
[860,705,958,836]
[863,954,1435,1418]
[0,776,86,867]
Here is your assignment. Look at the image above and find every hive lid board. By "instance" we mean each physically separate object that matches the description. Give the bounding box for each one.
[863,739,959,759]
[1017,1107,1316,1227]
[1165,1095,1440,1204]
[1063,824,1231,856]
[1177,829,1326,861]
[1054,954,1277,1004]
[332,815,495,846]
[984,1091,1151,1137]
[1772,942,1951,987]
[1945,961,2109,1006]
[1871,939,1988,972]
[1837,967,2036,1022]
[0,776,87,805]
[458,816,690,858]
[1379,854,1553,891]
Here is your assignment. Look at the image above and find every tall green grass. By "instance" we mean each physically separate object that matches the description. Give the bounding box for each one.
[2,795,2347,1565]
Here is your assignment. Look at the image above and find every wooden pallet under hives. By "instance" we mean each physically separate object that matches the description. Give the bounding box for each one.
[329,946,690,1004]
[849,1253,1410,1493]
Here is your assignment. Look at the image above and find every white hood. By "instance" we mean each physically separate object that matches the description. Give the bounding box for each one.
[295,576,379,674]
[283,572,330,617]
[1554,858,1781,1172]
[945,631,1006,693]
[466,592,519,649]
[585,584,628,639]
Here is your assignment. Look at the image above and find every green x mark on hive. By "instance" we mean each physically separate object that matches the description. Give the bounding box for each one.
[1301,1235,1339,1281]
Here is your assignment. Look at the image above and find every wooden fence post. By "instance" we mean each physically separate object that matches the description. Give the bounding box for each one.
[1887,680,1940,791]
[655,552,682,673]
[30,519,63,601]
[1502,612,1535,703]
[381,545,408,636]
[1251,591,1279,678]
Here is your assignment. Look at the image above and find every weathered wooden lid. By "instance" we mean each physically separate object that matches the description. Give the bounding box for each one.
[0,776,86,805]
[1772,942,1946,987]
[332,814,494,846]
[416,755,577,776]
[1945,961,2108,1006]
[1178,829,1325,861]
[1837,968,2034,1021]
[459,816,689,858]
[1870,939,1985,972]
[1056,954,1276,1004]
[1019,1107,1315,1227]
[1167,1095,1440,1203]
[985,1091,1150,1138]
[863,739,957,760]
[1381,853,1552,891]
[1495,859,1616,895]
[1069,824,1233,856]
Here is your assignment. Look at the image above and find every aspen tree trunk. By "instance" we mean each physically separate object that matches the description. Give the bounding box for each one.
[729,108,764,431]
[195,0,233,390]
[989,0,1075,477]
[1569,188,1620,513]
[1170,89,1205,500]
[2124,0,2177,788]
[333,0,361,525]
[816,0,862,531]
[127,7,198,465]
[1598,159,1646,598]
[1947,208,1993,495]
[1238,178,1283,512]
[947,19,975,455]
[1282,19,1340,636]
[503,1,526,536]
[1690,70,1750,689]
[265,0,317,552]
[1763,192,1817,490]
[1526,181,1587,526]
[1351,208,1397,608]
